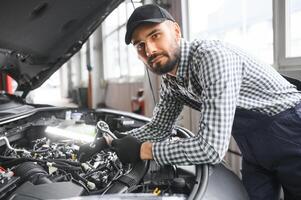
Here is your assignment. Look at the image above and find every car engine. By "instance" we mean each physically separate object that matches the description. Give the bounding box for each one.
[0,109,195,200]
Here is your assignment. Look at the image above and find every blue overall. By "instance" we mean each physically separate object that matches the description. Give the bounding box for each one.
[232,103,301,200]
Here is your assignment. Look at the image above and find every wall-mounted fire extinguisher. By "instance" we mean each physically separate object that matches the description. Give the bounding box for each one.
[0,74,13,94]
[131,89,145,115]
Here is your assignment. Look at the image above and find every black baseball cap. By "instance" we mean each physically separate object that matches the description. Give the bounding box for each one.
[125,4,175,45]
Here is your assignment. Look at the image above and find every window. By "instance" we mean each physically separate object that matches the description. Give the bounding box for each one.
[286,0,301,58]
[80,43,88,86]
[277,0,301,68]
[102,1,144,80]
[187,0,273,64]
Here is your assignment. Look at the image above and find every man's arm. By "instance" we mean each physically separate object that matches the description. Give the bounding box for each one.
[110,83,184,163]
[125,80,184,142]
[151,45,243,165]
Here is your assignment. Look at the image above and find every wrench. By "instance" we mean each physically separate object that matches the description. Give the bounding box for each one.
[96,121,117,139]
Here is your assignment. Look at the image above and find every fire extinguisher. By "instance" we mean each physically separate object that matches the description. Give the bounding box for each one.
[0,74,13,94]
[131,89,145,115]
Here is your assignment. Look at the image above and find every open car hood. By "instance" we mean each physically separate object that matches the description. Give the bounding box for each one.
[0,0,123,95]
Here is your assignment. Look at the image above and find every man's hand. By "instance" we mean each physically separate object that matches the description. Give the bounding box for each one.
[111,135,142,164]
[77,137,109,162]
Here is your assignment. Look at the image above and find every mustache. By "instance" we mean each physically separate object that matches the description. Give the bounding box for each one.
[147,53,166,64]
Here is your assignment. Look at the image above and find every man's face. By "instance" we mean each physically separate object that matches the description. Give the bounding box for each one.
[131,21,181,75]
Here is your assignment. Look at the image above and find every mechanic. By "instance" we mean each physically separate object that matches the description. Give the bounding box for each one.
[81,4,301,200]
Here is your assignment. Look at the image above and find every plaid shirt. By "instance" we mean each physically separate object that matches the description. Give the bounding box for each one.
[127,39,301,166]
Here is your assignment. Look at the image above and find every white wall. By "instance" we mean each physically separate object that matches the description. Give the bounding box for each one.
[105,81,144,112]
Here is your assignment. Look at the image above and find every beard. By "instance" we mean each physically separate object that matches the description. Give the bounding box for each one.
[146,45,181,75]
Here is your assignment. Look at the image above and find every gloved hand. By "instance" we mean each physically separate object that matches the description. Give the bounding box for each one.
[111,135,142,164]
[113,131,127,139]
[77,137,109,162]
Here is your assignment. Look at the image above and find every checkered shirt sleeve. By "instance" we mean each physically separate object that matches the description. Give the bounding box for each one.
[151,45,243,165]
[126,84,184,142]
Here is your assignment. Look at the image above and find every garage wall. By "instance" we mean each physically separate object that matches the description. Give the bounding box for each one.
[105,81,143,112]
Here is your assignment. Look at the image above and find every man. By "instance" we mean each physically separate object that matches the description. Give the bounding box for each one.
[82,4,301,200]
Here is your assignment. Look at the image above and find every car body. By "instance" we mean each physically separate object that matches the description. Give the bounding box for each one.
[0,1,249,199]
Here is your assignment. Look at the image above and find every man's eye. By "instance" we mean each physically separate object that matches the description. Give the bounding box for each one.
[136,43,145,51]
[152,33,160,39]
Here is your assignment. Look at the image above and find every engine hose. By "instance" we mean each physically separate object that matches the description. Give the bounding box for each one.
[0,156,45,168]
[72,172,96,191]
[31,149,50,153]
[49,159,81,167]
[104,160,149,194]
[83,165,107,178]
[0,155,16,161]
[0,136,30,155]
[50,163,81,171]
[50,160,73,167]
[14,162,52,185]
[73,172,89,183]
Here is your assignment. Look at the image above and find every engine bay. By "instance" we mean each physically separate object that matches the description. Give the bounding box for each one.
[0,108,195,200]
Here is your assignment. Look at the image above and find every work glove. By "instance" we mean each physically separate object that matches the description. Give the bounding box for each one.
[113,131,127,139]
[111,135,142,164]
[77,137,109,162]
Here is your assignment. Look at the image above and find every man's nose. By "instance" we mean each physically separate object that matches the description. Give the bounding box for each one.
[145,42,157,57]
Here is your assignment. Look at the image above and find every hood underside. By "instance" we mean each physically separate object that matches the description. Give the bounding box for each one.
[0,0,123,95]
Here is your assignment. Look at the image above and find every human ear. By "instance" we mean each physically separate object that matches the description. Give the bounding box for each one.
[173,22,182,42]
